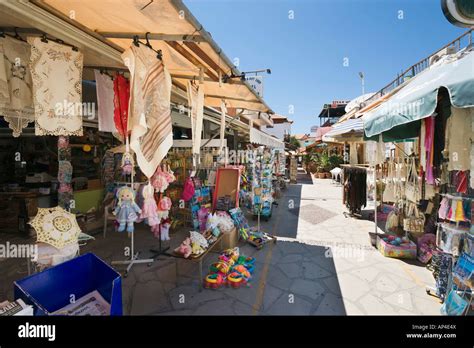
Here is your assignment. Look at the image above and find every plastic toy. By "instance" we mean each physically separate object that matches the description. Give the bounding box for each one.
[226,272,248,288]
[204,273,224,289]
[232,265,251,280]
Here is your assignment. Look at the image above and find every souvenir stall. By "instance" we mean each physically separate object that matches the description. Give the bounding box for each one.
[363,47,474,315]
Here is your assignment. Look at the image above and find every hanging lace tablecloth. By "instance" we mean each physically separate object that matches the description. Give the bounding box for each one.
[28,37,83,136]
[187,80,204,157]
[123,44,173,178]
[0,36,34,137]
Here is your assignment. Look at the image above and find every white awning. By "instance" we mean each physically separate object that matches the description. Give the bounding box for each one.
[249,128,284,149]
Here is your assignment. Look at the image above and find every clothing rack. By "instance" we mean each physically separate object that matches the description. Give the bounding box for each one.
[0,27,78,51]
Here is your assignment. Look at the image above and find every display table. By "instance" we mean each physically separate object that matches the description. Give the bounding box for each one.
[172,233,224,291]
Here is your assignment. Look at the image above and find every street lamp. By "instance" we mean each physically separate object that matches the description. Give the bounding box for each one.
[358,72,365,95]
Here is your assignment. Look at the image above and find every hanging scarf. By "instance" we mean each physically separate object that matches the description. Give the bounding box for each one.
[94,70,116,133]
[187,80,204,158]
[123,44,173,178]
[113,73,130,138]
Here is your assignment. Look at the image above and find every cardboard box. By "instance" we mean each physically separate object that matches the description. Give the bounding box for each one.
[221,227,238,249]
[14,253,122,316]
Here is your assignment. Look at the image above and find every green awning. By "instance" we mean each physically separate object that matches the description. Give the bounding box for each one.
[364,49,474,138]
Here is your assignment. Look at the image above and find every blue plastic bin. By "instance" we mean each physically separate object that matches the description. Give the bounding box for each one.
[14,253,122,316]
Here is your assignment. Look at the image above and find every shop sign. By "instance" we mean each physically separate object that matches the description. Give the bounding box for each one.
[245,75,264,97]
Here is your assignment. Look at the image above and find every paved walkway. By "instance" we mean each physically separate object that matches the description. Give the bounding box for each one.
[0,172,441,315]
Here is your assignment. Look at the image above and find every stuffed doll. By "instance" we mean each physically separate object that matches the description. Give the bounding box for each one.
[113,186,142,233]
[140,183,160,232]
[160,218,171,241]
[121,152,134,176]
[174,237,192,258]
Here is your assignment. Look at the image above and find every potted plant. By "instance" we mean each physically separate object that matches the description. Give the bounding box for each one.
[317,152,331,178]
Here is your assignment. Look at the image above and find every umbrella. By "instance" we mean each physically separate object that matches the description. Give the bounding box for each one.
[29,206,81,249]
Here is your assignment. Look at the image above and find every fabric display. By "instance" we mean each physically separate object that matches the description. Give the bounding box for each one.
[113,73,130,137]
[28,37,83,136]
[383,161,404,203]
[29,206,81,249]
[438,196,471,223]
[113,186,141,233]
[343,166,367,214]
[203,248,256,289]
[435,252,453,299]
[0,36,34,137]
[187,81,204,158]
[448,170,469,194]
[124,44,173,179]
[446,107,473,172]
[219,101,227,151]
[94,70,116,133]
[424,116,435,184]
[436,222,469,256]
[417,233,437,264]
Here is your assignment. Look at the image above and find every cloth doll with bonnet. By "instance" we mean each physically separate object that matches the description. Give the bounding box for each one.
[140,183,160,233]
[114,186,142,233]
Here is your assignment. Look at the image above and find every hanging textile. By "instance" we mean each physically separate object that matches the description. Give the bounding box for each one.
[0,36,34,137]
[113,73,130,138]
[419,118,426,170]
[123,44,173,179]
[343,166,367,214]
[220,100,227,151]
[187,80,204,157]
[446,107,472,171]
[28,38,83,136]
[424,116,435,184]
[94,70,116,133]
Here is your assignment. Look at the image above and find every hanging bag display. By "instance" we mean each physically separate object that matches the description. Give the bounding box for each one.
[405,157,420,203]
[403,202,425,238]
[385,200,404,235]
[383,161,396,203]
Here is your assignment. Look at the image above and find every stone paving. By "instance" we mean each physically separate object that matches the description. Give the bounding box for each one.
[0,171,442,315]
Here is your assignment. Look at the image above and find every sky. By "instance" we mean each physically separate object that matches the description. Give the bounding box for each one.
[184,0,467,134]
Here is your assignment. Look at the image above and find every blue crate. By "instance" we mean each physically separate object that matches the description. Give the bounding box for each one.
[14,253,122,316]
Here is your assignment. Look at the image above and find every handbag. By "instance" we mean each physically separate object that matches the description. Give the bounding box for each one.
[385,200,404,235]
[383,161,396,203]
[405,157,420,203]
[403,202,425,236]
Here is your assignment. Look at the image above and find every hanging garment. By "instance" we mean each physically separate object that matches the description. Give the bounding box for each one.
[187,81,204,157]
[446,107,473,171]
[343,166,367,214]
[28,37,83,136]
[438,197,450,220]
[113,73,130,137]
[123,44,173,179]
[433,91,450,174]
[0,36,34,137]
[457,170,468,194]
[94,70,116,133]
[419,118,426,170]
[424,116,435,184]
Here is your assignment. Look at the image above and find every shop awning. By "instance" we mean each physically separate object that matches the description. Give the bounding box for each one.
[364,49,474,138]
[249,128,285,149]
[1,0,273,113]
[325,118,364,138]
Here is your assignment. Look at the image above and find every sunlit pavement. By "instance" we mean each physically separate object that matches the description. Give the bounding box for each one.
[0,171,441,315]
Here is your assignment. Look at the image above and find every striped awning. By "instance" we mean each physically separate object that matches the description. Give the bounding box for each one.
[325,118,364,138]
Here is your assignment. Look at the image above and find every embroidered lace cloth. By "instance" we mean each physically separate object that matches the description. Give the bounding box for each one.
[28,37,83,136]
[0,36,34,137]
